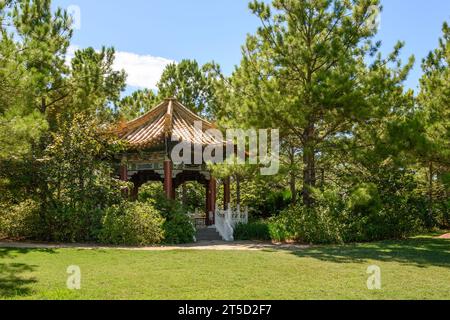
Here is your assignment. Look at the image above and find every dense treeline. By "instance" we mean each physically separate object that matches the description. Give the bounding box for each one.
[223,0,449,242]
[0,0,195,244]
[0,0,448,244]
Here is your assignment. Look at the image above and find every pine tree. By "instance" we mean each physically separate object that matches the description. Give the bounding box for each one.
[418,22,450,225]
[61,46,127,124]
[219,0,413,206]
[419,22,450,168]
[117,89,158,121]
[157,59,220,118]
[0,0,71,159]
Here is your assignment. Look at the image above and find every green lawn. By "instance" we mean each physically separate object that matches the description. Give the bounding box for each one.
[1,236,449,300]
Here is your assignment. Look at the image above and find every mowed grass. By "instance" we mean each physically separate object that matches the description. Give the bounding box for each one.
[1,236,449,300]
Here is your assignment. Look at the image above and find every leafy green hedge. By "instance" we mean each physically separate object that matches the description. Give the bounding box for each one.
[234,221,271,241]
[268,205,343,244]
[254,184,428,244]
[163,212,196,244]
[99,201,165,246]
[151,195,196,244]
[0,200,40,240]
[0,196,196,245]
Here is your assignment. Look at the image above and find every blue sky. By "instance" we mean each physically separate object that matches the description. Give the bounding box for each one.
[53,0,450,95]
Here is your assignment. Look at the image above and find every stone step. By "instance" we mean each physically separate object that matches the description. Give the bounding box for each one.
[196,235,223,241]
[198,229,220,234]
[196,227,223,241]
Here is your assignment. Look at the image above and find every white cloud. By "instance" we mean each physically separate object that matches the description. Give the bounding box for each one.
[66,45,174,90]
[113,51,174,90]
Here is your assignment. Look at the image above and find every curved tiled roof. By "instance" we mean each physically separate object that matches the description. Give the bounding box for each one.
[118,98,228,149]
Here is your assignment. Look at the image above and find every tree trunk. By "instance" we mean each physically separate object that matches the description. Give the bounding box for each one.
[289,147,297,204]
[321,168,325,191]
[290,173,297,204]
[302,123,316,207]
[40,97,47,114]
[428,161,434,227]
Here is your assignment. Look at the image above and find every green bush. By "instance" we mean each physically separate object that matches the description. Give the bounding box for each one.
[268,203,343,244]
[177,182,206,214]
[158,198,196,244]
[234,221,271,241]
[39,205,104,242]
[23,115,130,243]
[253,190,292,219]
[435,200,450,229]
[342,182,425,242]
[138,182,166,204]
[267,211,300,242]
[268,184,427,244]
[99,201,165,246]
[141,191,196,244]
[297,207,343,244]
[163,212,195,244]
[0,200,40,240]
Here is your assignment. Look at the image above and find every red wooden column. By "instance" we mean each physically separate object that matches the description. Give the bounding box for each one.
[119,164,128,181]
[223,177,231,210]
[206,177,217,225]
[163,159,174,200]
[119,164,129,197]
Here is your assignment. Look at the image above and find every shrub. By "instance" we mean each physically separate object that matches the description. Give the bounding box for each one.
[435,199,450,229]
[342,182,425,242]
[138,182,166,204]
[0,200,40,240]
[163,212,196,244]
[39,205,105,242]
[141,192,196,244]
[268,203,343,244]
[32,115,128,242]
[150,194,184,219]
[158,198,196,244]
[267,209,301,242]
[234,221,271,241]
[253,190,292,219]
[297,206,343,244]
[99,202,165,246]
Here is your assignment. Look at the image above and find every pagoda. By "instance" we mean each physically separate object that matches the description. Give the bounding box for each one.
[116,98,232,225]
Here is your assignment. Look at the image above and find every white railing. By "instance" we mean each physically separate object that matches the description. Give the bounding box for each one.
[214,205,249,242]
